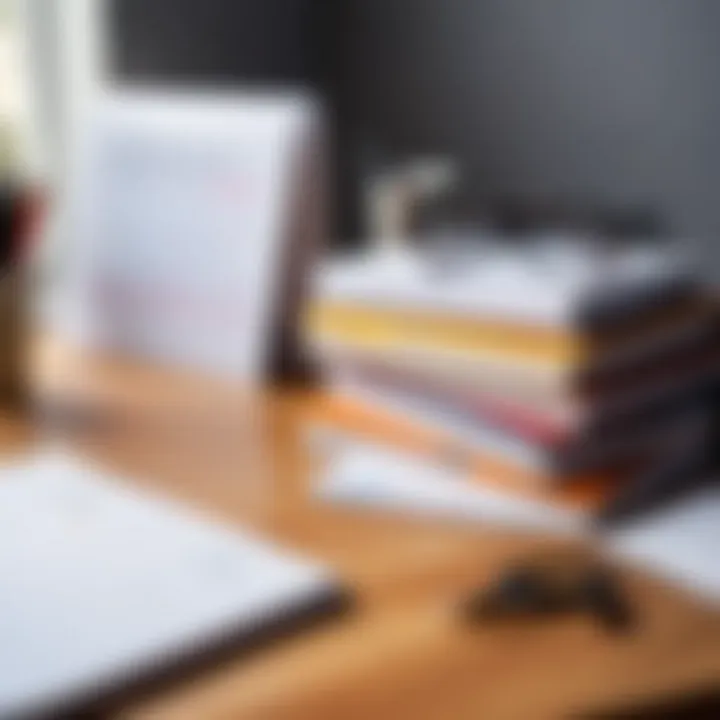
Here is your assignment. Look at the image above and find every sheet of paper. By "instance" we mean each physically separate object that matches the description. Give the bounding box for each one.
[0,449,337,719]
[609,486,720,602]
[71,90,320,380]
[317,441,583,535]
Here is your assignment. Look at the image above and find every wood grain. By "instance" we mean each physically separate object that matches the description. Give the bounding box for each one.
[19,341,720,720]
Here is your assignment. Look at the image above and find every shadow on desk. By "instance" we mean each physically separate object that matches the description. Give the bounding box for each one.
[42,589,350,720]
[579,684,720,719]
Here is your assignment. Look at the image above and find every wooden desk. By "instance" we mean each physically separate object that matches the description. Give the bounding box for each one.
[22,343,720,720]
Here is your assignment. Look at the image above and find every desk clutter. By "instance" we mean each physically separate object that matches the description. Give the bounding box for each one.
[0,183,31,411]
[463,547,635,633]
[305,240,717,522]
[316,437,720,603]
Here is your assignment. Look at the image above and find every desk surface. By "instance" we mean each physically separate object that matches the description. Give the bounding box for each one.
[18,343,720,720]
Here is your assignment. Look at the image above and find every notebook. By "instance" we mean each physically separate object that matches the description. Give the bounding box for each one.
[0,450,343,719]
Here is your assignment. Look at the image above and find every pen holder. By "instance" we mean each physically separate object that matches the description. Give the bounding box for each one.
[0,182,41,414]
[0,265,28,412]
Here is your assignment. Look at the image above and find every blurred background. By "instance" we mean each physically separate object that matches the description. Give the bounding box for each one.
[3,0,720,269]
[117,0,719,263]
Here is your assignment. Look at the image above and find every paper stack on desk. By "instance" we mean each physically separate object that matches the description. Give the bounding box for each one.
[304,241,715,518]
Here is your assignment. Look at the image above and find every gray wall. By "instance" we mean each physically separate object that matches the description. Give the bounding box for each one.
[344,0,720,275]
[108,0,720,271]
[110,0,320,84]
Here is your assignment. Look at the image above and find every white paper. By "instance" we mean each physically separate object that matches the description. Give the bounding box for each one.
[609,486,720,603]
[317,441,583,535]
[72,89,320,381]
[0,449,336,719]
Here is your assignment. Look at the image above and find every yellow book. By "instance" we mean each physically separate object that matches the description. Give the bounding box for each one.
[306,297,709,372]
[306,250,701,373]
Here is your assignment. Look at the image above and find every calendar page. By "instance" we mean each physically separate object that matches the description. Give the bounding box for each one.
[73,89,321,381]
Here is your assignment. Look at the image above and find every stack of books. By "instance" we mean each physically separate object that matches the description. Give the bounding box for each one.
[303,242,715,517]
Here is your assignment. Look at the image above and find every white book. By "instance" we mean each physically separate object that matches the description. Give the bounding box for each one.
[311,243,692,329]
[0,450,342,719]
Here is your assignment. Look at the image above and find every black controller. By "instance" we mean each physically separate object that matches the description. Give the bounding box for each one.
[464,554,635,634]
